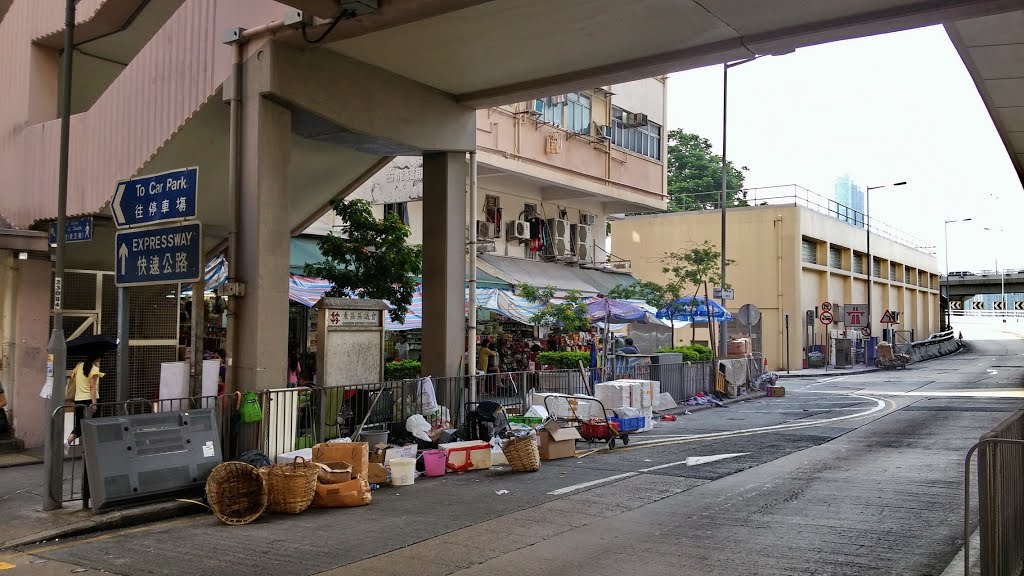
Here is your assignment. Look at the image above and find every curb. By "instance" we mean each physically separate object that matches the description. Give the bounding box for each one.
[775,368,881,379]
[3,499,204,551]
[659,391,766,417]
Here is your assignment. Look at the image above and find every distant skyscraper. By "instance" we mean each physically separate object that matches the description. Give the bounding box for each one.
[834,175,865,228]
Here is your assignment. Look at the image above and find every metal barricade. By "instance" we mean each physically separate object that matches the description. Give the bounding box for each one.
[963,409,1024,576]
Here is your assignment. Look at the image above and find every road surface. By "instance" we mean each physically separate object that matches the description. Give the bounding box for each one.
[3,318,1021,575]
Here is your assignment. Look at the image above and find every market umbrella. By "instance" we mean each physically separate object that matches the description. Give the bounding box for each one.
[656,296,733,323]
[66,334,118,357]
[586,297,648,324]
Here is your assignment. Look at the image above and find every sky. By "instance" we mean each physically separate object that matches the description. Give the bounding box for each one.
[666,25,1023,273]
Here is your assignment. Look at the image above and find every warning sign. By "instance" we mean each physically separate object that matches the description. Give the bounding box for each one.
[880,310,900,324]
[993,301,1006,311]
[950,301,964,310]
[819,311,834,325]
[972,301,984,310]
[1015,301,1024,311]
[821,301,832,312]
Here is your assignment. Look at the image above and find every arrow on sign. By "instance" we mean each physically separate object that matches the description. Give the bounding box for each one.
[638,453,749,472]
[112,182,127,225]
[118,243,128,274]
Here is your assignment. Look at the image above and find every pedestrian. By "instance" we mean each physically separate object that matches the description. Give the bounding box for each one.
[395,334,410,361]
[477,338,496,374]
[0,380,9,434]
[287,353,302,388]
[66,353,104,446]
[619,337,640,355]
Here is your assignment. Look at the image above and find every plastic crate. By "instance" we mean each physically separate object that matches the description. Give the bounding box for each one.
[609,416,645,432]
[581,419,618,439]
[508,416,544,427]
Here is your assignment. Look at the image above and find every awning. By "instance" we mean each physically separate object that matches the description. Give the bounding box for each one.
[477,254,636,295]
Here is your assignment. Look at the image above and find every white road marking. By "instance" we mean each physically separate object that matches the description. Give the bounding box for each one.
[638,453,749,472]
[546,472,638,495]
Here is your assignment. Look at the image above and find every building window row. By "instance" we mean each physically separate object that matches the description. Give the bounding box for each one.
[611,106,662,161]
[802,238,936,288]
[537,92,592,135]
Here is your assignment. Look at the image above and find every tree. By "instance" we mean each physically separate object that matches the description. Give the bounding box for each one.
[666,129,748,212]
[660,241,734,351]
[517,284,590,334]
[304,199,422,323]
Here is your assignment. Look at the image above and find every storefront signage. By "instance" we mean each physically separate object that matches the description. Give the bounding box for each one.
[326,309,381,329]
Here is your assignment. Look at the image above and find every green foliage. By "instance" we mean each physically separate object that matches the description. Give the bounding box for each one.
[304,199,422,323]
[655,344,714,362]
[385,360,421,381]
[607,281,675,310]
[537,351,591,370]
[517,284,591,333]
[661,241,733,293]
[666,129,748,212]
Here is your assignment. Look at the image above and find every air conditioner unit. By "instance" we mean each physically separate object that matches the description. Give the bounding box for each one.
[507,220,530,241]
[580,213,597,226]
[576,242,590,262]
[609,261,631,271]
[552,237,570,257]
[476,220,495,239]
[576,224,591,244]
[546,218,569,241]
[624,112,648,128]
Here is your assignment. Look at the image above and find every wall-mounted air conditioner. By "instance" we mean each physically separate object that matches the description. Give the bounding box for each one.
[546,218,569,241]
[476,220,495,239]
[577,242,590,262]
[507,220,530,241]
[624,112,648,128]
[580,213,597,226]
[552,237,570,257]
[576,224,591,244]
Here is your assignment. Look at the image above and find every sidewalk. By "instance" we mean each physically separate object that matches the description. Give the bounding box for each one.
[775,365,880,379]
[0,451,198,550]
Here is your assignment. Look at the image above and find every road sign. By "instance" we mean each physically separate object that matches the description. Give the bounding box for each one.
[843,304,867,328]
[821,301,832,312]
[819,311,834,325]
[114,222,202,287]
[737,303,761,326]
[861,327,871,337]
[1015,301,1024,311]
[49,217,93,244]
[112,167,198,228]
[972,301,984,310]
[993,301,1006,311]
[713,287,735,300]
[950,301,964,310]
[880,309,900,324]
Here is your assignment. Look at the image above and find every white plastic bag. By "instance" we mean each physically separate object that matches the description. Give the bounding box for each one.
[614,406,642,418]
[406,414,432,442]
[418,376,438,414]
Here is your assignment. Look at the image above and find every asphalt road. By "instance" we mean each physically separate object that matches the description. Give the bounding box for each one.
[3,317,1022,576]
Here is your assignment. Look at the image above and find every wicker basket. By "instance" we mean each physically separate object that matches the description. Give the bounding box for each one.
[502,432,541,472]
[206,461,268,525]
[262,456,319,514]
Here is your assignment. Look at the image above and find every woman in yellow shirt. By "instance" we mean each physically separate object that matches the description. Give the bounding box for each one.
[67,353,104,445]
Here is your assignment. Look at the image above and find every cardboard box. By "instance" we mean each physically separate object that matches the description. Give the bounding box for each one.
[439,440,491,472]
[539,422,581,460]
[766,385,786,397]
[312,442,369,481]
[367,462,388,484]
[313,478,372,508]
[531,393,593,419]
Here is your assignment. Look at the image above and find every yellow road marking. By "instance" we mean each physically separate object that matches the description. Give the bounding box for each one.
[0,561,15,570]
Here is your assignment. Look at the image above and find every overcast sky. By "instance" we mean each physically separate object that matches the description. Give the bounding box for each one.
[666,25,1023,273]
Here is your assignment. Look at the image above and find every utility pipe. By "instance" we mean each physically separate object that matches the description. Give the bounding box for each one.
[468,152,478,404]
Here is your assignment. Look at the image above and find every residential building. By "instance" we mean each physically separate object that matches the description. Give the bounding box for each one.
[612,185,940,371]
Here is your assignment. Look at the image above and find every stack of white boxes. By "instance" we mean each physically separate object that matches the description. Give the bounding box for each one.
[594,380,660,432]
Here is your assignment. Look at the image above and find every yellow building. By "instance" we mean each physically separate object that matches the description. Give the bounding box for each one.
[611,194,940,371]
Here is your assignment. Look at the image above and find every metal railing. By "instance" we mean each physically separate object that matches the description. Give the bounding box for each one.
[950,310,1024,319]
[963,409,1024,576]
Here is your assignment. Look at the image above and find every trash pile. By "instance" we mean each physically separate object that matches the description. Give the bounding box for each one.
[685,392,726,407]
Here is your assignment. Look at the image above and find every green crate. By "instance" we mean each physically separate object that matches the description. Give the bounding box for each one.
[508,416,543,427]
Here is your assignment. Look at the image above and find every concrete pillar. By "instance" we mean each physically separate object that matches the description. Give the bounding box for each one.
[12,259,51,448]
[421,152,467,378]
[235,91,292,391]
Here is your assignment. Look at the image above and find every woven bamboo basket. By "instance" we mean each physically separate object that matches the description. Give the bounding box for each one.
[502,432,541,472]
[206,461,268,525]
[262,456,319,514]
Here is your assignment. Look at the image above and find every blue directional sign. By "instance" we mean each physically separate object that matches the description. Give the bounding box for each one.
[112,167,198,228]
[114,222,202,287]
[48,217,93,244]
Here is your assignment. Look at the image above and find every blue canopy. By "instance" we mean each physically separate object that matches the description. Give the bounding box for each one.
[656,296,733,323]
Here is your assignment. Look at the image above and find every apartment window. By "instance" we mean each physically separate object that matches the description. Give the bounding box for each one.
[566,92,591,134]
[610,106,662,160]
[828,246,843,269]
[540,96,564,127]
[384,202,409,226]
[801,239,817,264]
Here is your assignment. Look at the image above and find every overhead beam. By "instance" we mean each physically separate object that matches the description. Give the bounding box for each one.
[277,0,495,40]
[33,0,149,48]
[457,0,1022,108]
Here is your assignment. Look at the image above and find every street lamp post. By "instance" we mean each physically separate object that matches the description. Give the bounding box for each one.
[719,57,755,360]
[43,0,77,511]
[865,181,905,353]
[945,218,972,329]
[984,227,1005,321]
